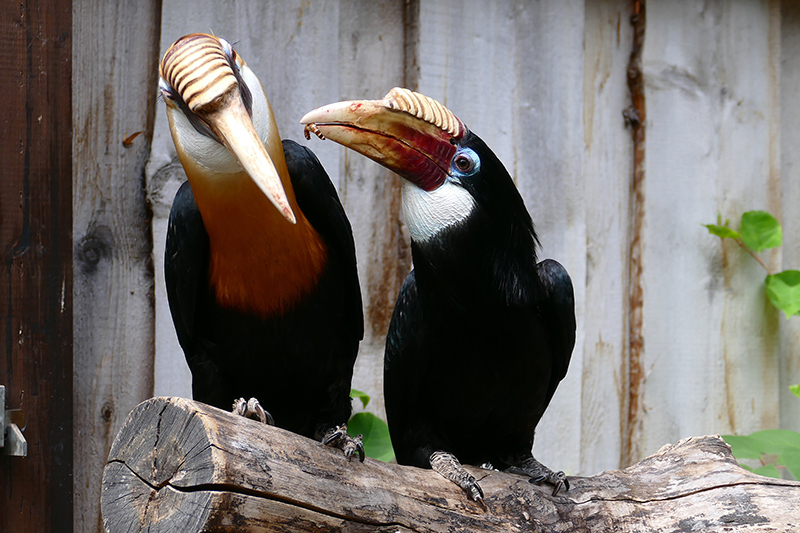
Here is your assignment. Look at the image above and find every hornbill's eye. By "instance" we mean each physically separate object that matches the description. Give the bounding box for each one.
[452,148,480,177]
[220,38,240,68]
[159,78,176,101]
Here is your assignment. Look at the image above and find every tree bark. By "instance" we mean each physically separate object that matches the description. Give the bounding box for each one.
[102,397,800,533]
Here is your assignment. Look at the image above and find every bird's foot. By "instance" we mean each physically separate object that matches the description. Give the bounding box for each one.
[505,456,569,496]
[322,424,365,462]
[430,451,486,509]
[231,397,275,425]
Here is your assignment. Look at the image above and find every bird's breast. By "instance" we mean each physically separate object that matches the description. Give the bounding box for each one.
[194,174,328,318]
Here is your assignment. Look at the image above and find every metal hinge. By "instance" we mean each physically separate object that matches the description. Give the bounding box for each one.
[1,385,28,457]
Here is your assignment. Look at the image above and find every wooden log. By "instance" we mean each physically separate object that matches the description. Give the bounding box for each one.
[102,397,800,533]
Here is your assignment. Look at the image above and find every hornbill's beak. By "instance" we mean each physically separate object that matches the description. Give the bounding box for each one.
[300,88,466,192]
[204,93,296,224]
[160,33,296,224]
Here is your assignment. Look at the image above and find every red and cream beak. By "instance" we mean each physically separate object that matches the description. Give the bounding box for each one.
[300,88,466,192]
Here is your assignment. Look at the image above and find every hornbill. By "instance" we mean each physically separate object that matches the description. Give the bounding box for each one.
[158,33,364,460]
[301,88,575,501]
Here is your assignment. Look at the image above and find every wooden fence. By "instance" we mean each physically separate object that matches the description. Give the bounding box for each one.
[4,1,799,532]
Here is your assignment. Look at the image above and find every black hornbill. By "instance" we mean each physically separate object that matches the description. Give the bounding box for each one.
[301,88,575,501]
[158,33,364,460]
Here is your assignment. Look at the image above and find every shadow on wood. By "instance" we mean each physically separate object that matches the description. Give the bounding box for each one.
[101,397,800,532]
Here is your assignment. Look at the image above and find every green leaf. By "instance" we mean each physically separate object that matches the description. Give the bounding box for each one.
[350,389,370,409]
[724,430,800,480]
[779,447,800,481]
[723,434,764,460]
[347,412,395,462]
[790,384,800,399]
[704,224,741,240]
[753,464,782,479]
[765,270,800,318]
[744,429,800,455]
[740,210,782,252]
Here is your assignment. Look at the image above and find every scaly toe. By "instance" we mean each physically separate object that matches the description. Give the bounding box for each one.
[231,397,274,425]
[322,424,348,446]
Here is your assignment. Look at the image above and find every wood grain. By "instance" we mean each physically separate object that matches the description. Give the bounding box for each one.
[0,2,73,532]
[337,0,410,419]
[102,397,800,533]
[640,0,783,459]
[72,1,162,531]
[582,0,634,474]
[779,0,800,433]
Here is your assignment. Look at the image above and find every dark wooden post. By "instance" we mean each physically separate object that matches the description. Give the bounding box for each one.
[0,1,73,532]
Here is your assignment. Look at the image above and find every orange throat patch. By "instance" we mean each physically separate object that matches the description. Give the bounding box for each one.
[194,176,328,318]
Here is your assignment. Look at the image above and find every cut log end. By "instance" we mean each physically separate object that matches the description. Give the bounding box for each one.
[102,397,800,533]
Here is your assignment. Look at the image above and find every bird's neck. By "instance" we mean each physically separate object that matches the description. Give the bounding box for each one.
[189,168,327,318]
[413,210,539,307]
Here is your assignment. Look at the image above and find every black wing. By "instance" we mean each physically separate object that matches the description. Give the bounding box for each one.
[536,258,576,405]
[165,180,207,356]
[283,139,364,344]
[384,270,435,466]
[165,180,231,402]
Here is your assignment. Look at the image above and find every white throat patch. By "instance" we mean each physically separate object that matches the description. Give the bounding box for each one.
[402,179,476,242]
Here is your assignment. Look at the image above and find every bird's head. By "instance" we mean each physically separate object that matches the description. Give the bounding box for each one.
[300,88,529,243]
[159,33,296,224]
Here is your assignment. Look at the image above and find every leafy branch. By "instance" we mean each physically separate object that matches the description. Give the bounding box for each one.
[706,210,800,479]
[723,386,800,480]
[704,210,800,318]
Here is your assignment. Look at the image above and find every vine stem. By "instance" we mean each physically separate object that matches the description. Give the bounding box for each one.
[735,239,772,275]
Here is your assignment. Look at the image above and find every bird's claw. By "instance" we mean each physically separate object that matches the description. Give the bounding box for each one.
[508,455,569,496]
[323,424,365,462]
[461,476,486,509]
[231,397,274,425]
[528,472,569,496]
[342,433,365,462]
[528,469,569,496]
[430,451,486,509]
[551,471,569,496]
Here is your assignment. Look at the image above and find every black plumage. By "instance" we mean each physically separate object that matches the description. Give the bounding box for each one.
[159,35,365,459]
[301,88,576,499]
[165,140,363,442]
[384,132,575,495]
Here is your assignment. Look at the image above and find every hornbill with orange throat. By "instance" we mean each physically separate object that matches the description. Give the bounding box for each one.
[158,34,364,460]
[302,88,575,501]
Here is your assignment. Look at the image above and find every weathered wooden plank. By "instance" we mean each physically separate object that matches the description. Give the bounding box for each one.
[779,0,800,433]
[72,1,161,531]
[640,0,783,461]
[581,0,635,474]
[414,0,586,476]
[102,397,800,533]
[336,0,409,422]
[0,2,73,532]
[509,0,587,478]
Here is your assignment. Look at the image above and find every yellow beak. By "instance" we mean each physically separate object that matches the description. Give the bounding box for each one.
[208,93,296,224]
